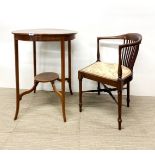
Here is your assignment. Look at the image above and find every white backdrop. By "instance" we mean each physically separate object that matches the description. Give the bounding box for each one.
[0,0,155,96]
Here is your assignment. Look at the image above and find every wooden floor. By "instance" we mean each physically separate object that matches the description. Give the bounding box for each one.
[0,88,155,149]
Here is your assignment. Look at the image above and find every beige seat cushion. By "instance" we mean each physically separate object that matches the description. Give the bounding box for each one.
[81,61,131,81]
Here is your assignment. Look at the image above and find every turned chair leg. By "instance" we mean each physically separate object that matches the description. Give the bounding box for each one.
[79,77,83,112]
[118,88,122,130]
[97,82,101,95]
[127,82,130,107]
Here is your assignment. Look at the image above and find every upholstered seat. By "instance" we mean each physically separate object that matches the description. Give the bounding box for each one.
[81,61,131,81]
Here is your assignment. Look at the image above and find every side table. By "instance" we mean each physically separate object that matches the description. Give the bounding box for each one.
[12,29,77,122]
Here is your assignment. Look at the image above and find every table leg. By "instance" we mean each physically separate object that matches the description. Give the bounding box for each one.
[14,39,20,120]
[33,41,37,93]
[61,37,66,122]
[68,40,73,95]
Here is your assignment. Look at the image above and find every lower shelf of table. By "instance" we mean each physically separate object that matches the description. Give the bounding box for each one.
[34,72,59,82]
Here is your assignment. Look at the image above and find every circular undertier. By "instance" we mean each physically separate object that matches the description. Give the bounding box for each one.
[34,72,59,82]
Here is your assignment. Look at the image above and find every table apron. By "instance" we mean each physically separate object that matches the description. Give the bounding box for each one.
[14,34,76,41]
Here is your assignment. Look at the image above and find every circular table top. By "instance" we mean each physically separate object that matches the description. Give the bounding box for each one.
[12,28,77,36]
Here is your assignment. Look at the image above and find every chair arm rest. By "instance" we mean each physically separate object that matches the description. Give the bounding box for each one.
[97,35,124,40]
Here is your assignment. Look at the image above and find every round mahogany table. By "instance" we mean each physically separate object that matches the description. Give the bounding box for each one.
[12,28,77,122]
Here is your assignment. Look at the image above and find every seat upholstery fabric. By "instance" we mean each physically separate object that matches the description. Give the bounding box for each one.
[81,61,131,81]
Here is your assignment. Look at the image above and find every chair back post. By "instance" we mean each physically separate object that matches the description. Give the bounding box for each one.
[118,46,122,80]
[97,38,100,61]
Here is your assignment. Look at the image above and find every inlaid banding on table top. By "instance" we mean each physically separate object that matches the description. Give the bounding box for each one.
[12,28,77,35]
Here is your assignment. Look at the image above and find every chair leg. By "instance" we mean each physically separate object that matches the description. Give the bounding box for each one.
[118,88,122,130]
[97,82,101,95]
[127,82,130,107]
[79,77,83,112]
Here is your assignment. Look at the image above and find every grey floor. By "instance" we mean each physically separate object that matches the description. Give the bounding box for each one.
[0,88,155,149]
